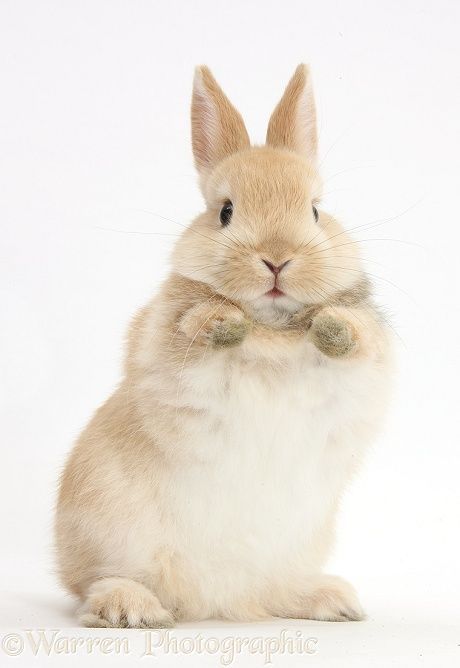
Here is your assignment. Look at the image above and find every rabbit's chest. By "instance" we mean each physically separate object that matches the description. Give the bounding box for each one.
[167,344,380,589]
[179,338,369,456]
[179,348,360,492]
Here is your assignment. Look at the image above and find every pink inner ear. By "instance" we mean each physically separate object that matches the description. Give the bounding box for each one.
[191,66,250,176]
[265,64,317,161]
[192,84,219,171]
[295,77,317,161]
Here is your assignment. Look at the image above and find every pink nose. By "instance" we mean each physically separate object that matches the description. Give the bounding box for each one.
[262,259,291,275]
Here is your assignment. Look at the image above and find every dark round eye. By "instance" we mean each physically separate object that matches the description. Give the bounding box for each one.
[312,205,319,222]
[220,200,233,226]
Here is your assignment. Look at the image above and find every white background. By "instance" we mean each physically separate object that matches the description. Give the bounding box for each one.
[1,0,459,666]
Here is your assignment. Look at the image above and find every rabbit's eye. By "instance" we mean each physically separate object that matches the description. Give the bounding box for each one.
[312,205,319,222]
[220,201,233,226]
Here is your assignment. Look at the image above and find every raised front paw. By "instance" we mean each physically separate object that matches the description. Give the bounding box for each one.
[180,302,252,349]
[210,315,251,348]
[309,313,358,358]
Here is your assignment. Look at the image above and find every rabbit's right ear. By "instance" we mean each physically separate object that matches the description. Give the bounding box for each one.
[191,66,250,179]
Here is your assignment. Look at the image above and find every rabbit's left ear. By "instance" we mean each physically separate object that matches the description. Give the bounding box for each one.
[266,64,317,162]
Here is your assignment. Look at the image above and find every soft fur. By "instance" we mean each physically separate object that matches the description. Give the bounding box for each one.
[55,64,392,627]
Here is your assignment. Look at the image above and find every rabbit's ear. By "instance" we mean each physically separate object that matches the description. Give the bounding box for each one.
[191,66,250,176]
[266,64,317,162]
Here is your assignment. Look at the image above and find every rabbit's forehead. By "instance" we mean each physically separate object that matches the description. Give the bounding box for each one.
[210,149,317,211]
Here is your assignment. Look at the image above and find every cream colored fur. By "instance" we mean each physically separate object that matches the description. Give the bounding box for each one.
[55,64,392,627]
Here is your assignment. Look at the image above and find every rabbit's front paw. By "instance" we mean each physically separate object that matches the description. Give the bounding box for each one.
[210,316,251,348]
[310,313,358,358]
[180,302,251,348]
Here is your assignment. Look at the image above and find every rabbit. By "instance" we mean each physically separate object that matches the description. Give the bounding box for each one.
[55,64,392,628]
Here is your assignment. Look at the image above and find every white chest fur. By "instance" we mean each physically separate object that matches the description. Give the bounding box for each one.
[156,337,388,615]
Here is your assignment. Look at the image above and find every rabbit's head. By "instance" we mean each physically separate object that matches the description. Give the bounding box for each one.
[172,65,363,323]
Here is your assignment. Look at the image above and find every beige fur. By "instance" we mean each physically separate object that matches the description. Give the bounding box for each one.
[55,65,392,627]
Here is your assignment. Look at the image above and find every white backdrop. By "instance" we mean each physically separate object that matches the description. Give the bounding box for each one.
[1,0,459,666]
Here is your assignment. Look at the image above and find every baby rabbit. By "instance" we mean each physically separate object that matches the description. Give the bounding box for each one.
[55,65,392,627]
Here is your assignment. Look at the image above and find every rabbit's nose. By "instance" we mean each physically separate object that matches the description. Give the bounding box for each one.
[262,259,291,275]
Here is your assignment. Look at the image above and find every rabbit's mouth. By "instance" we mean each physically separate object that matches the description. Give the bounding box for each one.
[246,289,302,325]
[265,287,285,298]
